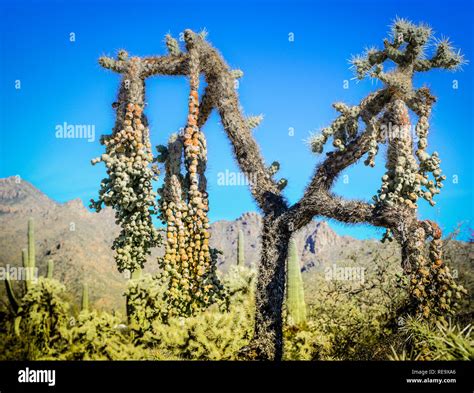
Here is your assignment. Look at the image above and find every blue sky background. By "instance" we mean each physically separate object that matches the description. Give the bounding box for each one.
[0,0,472,240]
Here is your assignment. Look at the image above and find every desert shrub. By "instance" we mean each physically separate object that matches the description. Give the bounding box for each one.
[390,316,473,360]
[125,273,166,340]
[0,277,144,360]
[143,266,255,360]
[283,323,333,360]
[0,278,70,360]
[286,251,407,360]
[53,310,143,360]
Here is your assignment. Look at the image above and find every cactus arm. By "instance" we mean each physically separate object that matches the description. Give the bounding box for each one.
[5,271,19,313]
[197,84,216,128]
[98,56,127,73]
[99,30,286,216]
[46,260,54,279]
[141,54,189,78]
[165,34,181,56]
[14,316,21,337]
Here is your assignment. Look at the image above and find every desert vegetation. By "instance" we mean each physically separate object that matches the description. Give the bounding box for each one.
[1,19,472,361]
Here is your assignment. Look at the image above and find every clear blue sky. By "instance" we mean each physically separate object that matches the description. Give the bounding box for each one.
[0,0,472,240]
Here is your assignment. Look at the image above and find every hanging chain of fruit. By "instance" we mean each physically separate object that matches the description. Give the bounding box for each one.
[91,51,160,274]
[156,38,225,318]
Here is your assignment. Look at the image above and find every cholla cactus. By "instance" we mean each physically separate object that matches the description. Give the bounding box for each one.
[305,20,466,321]
[90,21,465,360]
[345,19,464,209]
[91,51,161,274]
[125,273,164,339]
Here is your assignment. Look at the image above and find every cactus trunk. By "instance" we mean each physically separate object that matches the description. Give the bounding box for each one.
[22,248,30,291]
[245,217,291,360]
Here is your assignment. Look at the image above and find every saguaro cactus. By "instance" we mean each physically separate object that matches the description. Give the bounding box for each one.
[4,219,56,315]
[286,239,306,327]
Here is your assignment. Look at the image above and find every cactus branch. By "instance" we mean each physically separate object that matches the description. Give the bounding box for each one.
[46,260,54,279]
[5,272,19,313]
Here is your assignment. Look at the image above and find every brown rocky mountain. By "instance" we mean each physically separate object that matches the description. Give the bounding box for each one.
[0,176,426,312]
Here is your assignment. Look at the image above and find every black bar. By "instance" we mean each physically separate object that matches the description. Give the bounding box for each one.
[0,361,472,393]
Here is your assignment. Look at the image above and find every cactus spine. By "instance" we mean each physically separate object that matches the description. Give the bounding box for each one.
[237,229,245,266]
[286,239,306,327]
